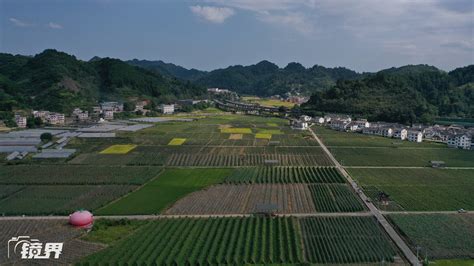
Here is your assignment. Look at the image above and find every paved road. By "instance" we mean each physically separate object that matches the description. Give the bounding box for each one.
[309,127,421,266]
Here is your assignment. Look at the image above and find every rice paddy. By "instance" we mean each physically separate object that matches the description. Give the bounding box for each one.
[255,133,272,139]
[220,127,253,134]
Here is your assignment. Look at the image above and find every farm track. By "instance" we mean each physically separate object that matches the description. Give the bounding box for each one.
[345,166,474,169]
[308,127,421,266]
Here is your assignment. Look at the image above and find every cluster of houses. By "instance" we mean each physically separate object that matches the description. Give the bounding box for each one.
[308,114,473,150]
[270,93,309,105]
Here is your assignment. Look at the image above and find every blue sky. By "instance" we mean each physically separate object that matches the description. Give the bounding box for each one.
[1,0,473,72]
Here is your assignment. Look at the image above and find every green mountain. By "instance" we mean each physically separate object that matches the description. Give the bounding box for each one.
[127,59,207,81]
[0,49,206,114]
[192,61,361,96]
[302,64,474,124]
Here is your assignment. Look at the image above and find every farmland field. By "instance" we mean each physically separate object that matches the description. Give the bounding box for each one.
[0,165,162,185]
[80,216,399,265]
[0,185,137,215]
[224,166,345,183]
[331,147,474,167]
[350,168,474,211]
[301,216,398,263]
[81,217,304,265]
[389,214,474,259]
[168,138,186,145]
[97,168,231,215]
[100,144,137,154]
[0,220,104,264]
[166,183,364,215]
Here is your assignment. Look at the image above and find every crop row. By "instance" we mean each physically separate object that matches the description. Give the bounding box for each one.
[224,167,345,184]
[309,184,365,212]
[81,217,303,265]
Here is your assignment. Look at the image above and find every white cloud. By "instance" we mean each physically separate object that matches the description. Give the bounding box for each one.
[9,17,34,27]
[190,5,235,23]
[48,22,63,29]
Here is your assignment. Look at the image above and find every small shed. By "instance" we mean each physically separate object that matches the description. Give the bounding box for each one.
[430,161,446,168]
[254,203,279,217]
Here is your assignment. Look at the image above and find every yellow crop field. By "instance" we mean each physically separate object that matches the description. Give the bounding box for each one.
[100,144,137,154]
[256,133,272,139]
[229,134,243,140]
[266,123,279,127]
[258,129,283,135]
[221,128,252,134]
[168,138,186,145]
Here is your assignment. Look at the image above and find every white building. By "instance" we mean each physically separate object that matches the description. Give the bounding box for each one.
[46,113,65,125]
[330,120,350,131]
[161,104,175,114]
[447,134,472,150]
[73,108,89,121]
[100,102,123,112]
[300,115,312,122]
[104,110,114,120]
[313,117,325,124]
[291,120,308,130]
[393,128,408,140]
[15,115,27,128]
[407,130,423,143]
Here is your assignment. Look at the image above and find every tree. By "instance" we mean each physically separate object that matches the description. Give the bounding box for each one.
[40,132,53,142]
[123,101,135,112]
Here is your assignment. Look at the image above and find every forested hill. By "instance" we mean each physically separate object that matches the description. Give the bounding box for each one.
[0,49,206,114]
[302,65,474,124]
[129,59,361,96]
[127,59,208,81]
[193,61,361,96]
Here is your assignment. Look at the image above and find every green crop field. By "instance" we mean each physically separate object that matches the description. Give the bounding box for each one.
[224,166,346,184]
[389,214,474,259]
[0,165,162,185]
[80,217,303,265]
[80,216,399,265]
[96,168,231,215]
[330,147,474,167]
[301,216,398,263]
[0,185,137,215]
[350,168,474,211]
[308,184,365,212]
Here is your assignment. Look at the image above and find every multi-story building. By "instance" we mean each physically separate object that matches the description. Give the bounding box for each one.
[447,134,472,149]
[160,104,175,114]
[14,115,27,128]
[46,113,65,125]
[407,130,423,142]
[393,128,408,140]
[104,110,114,120]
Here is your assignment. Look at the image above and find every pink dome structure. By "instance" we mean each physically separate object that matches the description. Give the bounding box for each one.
[69,210,93,228]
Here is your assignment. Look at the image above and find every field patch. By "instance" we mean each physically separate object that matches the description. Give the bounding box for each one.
[100,144,137,154]
[96,168,231,215]
[389,214,474,259]
[81,217,303,265]
[255,133,272,139]
[228,133,243,140]
[350,168,474,211]
[257,129,283,135]
[225,167,345,184]
[301,216,398,263]
[266,122,278,127]
[168,138,186,145]
[220,127,252,134]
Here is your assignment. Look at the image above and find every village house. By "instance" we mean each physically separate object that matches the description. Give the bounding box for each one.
[312,116,325,124]
[324,114,351,124]
[46,112,65,125]
[393,128,408,140]
[104,110,114,120]
[100,102,123,112]
[160,104,175,114]
[330,119,351,131]
[291,119,309,130]
[300,115,312,122]
[14,115,27,128]
[134,100,150,114]
[447,133,472,150]
[72,108,89,122]
[407,130,423,142]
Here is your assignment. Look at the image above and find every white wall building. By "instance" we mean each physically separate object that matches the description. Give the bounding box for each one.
[15,115,27,128]
[161,104,175,114]
[407,130,423,142]
[447,134,472,150]
[393,128,408,140]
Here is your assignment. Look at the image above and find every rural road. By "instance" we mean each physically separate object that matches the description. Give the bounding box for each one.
[309,127,422,266]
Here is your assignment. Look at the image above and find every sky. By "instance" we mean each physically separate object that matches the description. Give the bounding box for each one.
[0,0,473,72]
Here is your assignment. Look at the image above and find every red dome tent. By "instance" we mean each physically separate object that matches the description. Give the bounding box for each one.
[69,210,93,228]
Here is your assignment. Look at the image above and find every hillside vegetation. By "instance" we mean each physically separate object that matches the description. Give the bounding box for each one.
[302,65,474,123]
[0,49,206,114]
